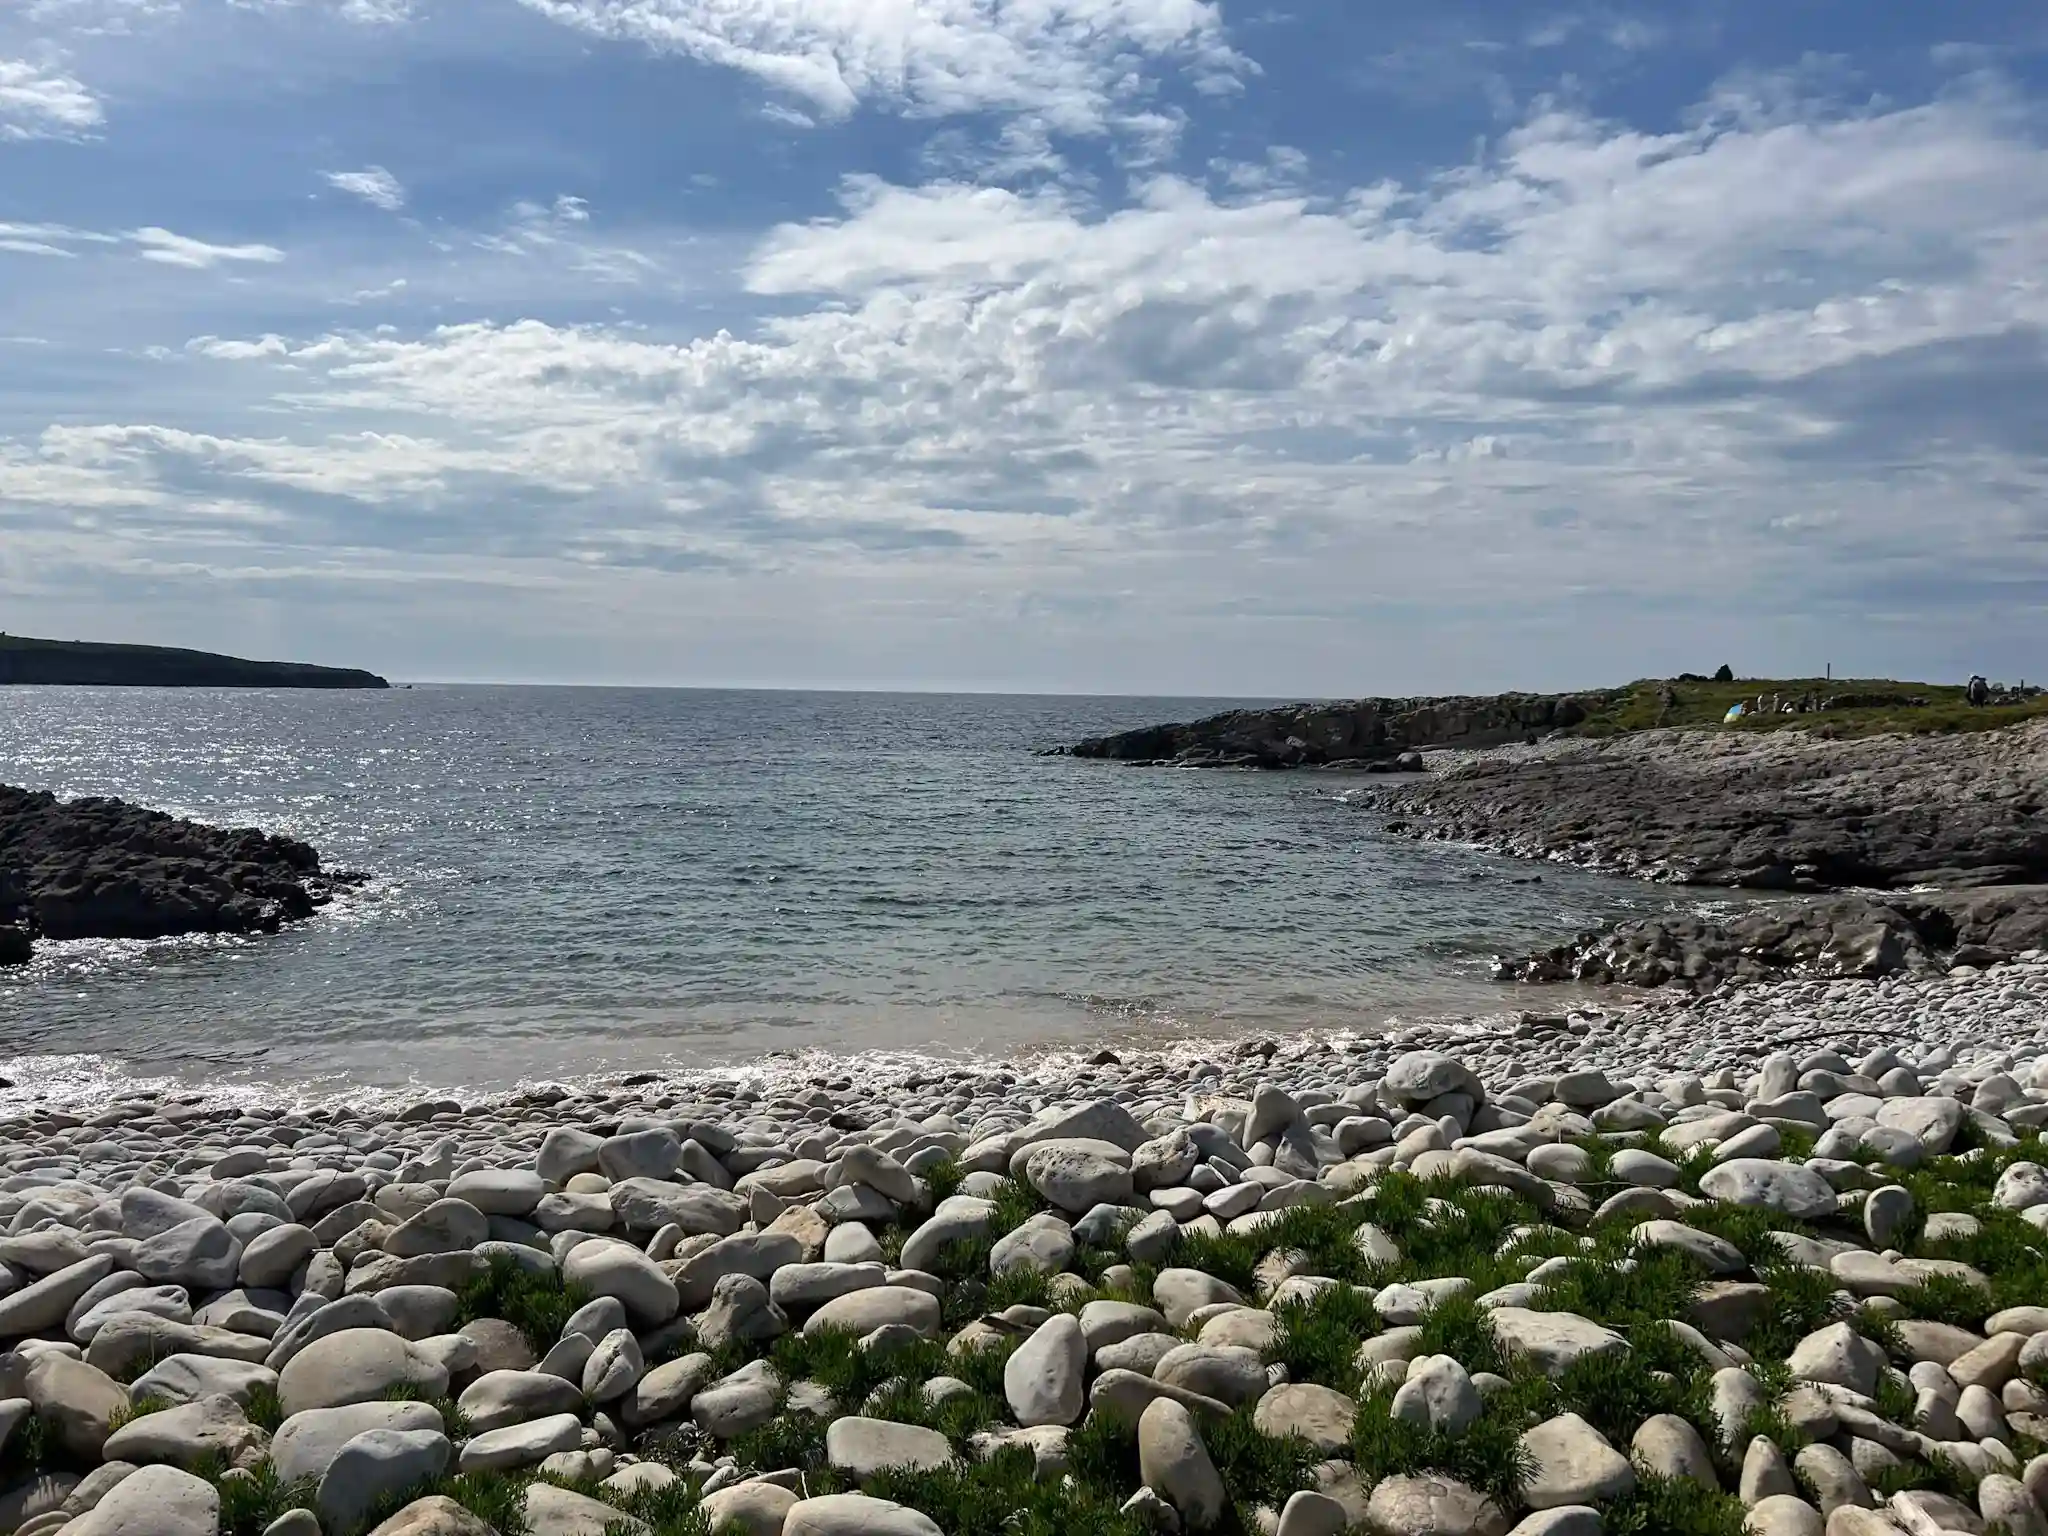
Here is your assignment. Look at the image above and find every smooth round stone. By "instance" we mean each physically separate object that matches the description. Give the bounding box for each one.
[317,1428,453,1535]
[1138,1398,1227,1532]
[802,1286,940,1338]
[1004,1315,1086,1427]
[1252,1383,1356,1455]
[698,1481,798,1536]
[272,1401,446,1485]
[784,1494,943,1536]
[59,1465,218,1536]
[278,1329,448,1417]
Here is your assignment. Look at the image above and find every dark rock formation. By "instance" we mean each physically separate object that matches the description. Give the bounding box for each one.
[0,634,388,688]
[1499,886,2048,993]
[0,785,364,962]
[1368,719,2048,890]
[1061,691,1631,768]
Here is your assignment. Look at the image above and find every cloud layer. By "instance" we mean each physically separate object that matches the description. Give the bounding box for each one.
[0,1,2043,687]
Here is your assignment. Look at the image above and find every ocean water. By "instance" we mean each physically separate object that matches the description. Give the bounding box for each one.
[0,686,1667,1101]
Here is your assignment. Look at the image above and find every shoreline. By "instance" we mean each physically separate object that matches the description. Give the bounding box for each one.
[0,945,2029,1122]
[0,945,2040,1536]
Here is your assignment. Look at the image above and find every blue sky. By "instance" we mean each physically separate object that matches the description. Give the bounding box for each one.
[1,0,2044,692]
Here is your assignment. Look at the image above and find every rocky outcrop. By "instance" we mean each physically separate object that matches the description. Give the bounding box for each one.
[1500,886,2048,993]
[1060,691,1631,769]
[0,635,387,688]
[1370,719,2048,891]
[0,786,363,962]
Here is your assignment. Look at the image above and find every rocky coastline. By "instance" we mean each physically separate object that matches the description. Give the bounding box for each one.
[1364,722,2048,893]
[0,953,2043,1535]
[0,787,362,965]
[1495,887,2048,995]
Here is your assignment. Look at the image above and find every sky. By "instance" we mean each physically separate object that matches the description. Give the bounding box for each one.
[0,0,2044,693]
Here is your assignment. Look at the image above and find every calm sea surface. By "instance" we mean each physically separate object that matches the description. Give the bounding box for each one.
[0,686,1667,1100]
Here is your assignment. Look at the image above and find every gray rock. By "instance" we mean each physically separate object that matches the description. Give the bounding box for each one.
[1005,1314,1087,1427]
[446,1170,544,1217]
[0,1255,117,1338]
[1155,1344,1267,1408]
[1364,1473,1509,1536]
[130,1354,278,1409]
[1743,1496,1822,1536]
[102,1393,269,1471]
[608,1178,746,1237]
[1488,1309,1628,1378]
[318,1428,452,1534]
[272,1400,446,1484]
[692,1359,782,1438]
[990,1215,1076,1278]
[560,1239,679,1325]
[385,1200,489,1258]
[1787,1323,1886,1397]
[1277,1489,1352,1536]
[69,1285,193,1344]
[622,1352,715,1428]
[240,1225,318,1290]
[459,1368,587,1432]
[1630,1413,1717,1487]
[368,1495,497,1535]
[783,1493,944,1536]
[1521,1414,1634,1509]
[1697,1160,1839,1219]
[826,1416,954,1477]
[1391,1354,1482,1435]
[803,1286,940,1338]
[1153,1269,1245,1329]
[897,1197,997,1273]
[60,1464,218,1536]
[1253,1383,1357,1455]
[581,1328,643,1402]
[698,1481,799,1536]
[1139,1397,1228,1532]
[522,1482,652,1536]
[26,1353,129,1461]
[457,1411,584,1472]
[598,1129,683,1184]
[278,1328,448,1416]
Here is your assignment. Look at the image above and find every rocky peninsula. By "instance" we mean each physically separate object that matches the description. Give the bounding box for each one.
[0,637,387,690]
[0,787,362,965]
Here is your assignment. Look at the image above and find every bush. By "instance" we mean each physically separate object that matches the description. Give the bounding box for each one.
[1268,1284,1381,1390]
[455,1256,589,1353]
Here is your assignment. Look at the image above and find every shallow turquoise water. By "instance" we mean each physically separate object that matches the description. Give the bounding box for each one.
[0,686,1664,1095]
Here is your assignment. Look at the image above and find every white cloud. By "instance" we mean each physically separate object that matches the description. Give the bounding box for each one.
[325,166,405,211]
[5,72,2047,683]
[0,58,102,139]
[511,0,1245,138]
[125,227,287,268]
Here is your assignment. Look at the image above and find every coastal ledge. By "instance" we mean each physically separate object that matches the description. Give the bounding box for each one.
[0,634,388,689]
[1366,717,2048,893]
[0,784,363,964]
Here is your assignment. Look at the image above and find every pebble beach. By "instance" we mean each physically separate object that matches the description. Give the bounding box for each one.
[0,946,2044,1536]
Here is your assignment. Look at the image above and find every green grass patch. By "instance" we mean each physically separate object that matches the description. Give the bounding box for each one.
[1413,1294,1508,1378]
[1894,1273,1989,1329]
[1533,1245,1707,1339]
[867,1446,1147,1536]
[1268,1283,1382,1390]
[1348,1381,1536,1510]
[1743,1262,1845,1363]
[1567,676,2048,740]
[1604,1470,1749,1536]
[213,1461,321,1536]
[1869,1449,1979,1503]
[1202,1408,1320,1515]
[454,1255,590,1353]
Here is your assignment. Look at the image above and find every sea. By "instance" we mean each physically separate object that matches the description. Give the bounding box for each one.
[0,686,1672,1105]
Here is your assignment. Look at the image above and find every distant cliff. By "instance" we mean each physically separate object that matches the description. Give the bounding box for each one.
[0,635,388,689]
[1060,691,1630,768]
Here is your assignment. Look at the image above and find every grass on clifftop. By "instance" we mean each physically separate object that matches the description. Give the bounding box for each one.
[1570,676,2048,739]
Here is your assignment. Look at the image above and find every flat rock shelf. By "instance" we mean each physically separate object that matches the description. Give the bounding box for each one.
[0,951,2045,1535]
[0,786,362,962]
